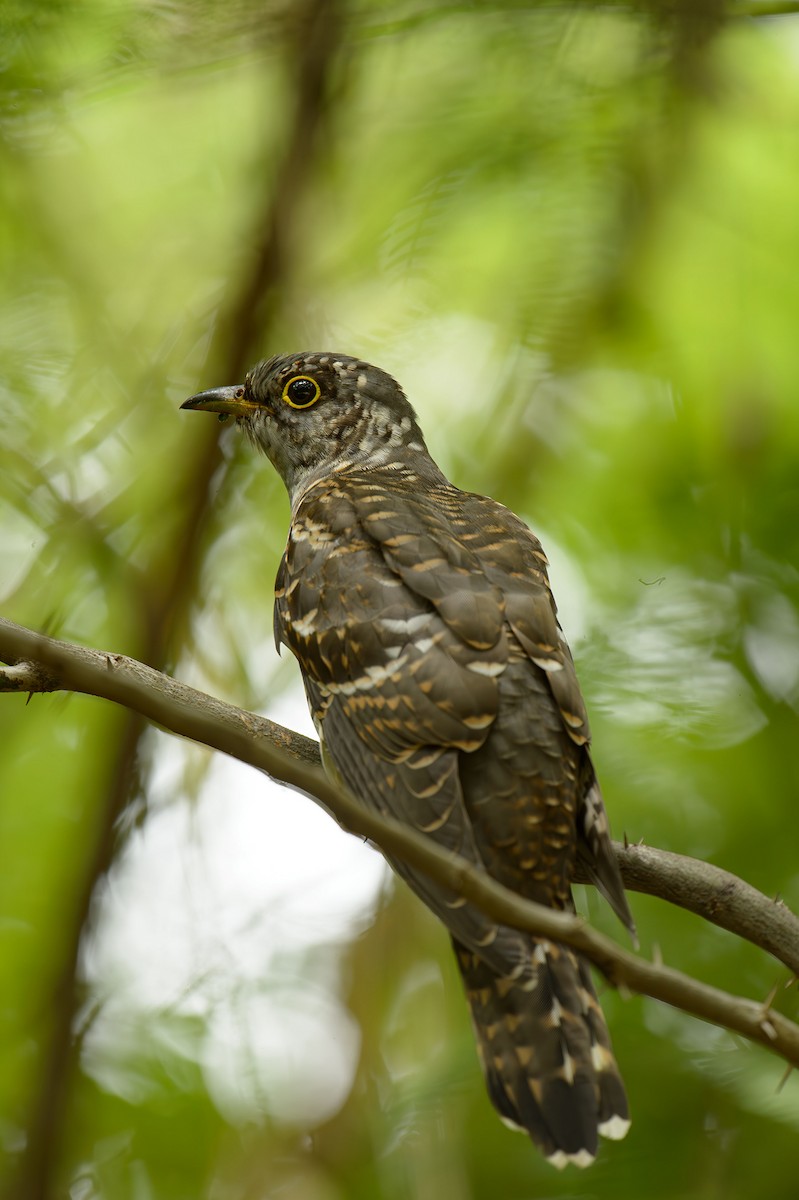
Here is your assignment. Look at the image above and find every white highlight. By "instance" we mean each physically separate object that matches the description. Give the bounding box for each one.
[323,658,409,695]
[599,1114,631,1141]
[378,613,430,636]
[290,608,318,637]
[591,1042,611,1071]
[562,1050,575,1085]
[547,1148,595,1170]
[364,661,405,684]
[466,660,505,677]
[532,657,563,673]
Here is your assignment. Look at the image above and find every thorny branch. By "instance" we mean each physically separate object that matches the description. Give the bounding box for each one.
[2,614,799,1075]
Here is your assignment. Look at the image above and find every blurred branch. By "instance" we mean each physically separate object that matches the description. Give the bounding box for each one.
[732,1,799,14]
[2,614,799,1076]
[355,1,799,41]
[219,0,345,363]
[3,4,347,1200]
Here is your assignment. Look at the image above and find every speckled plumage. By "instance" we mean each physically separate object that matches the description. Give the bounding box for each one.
[182,352,634,1166]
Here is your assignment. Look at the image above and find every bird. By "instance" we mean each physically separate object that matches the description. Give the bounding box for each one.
[182,351,634,1167]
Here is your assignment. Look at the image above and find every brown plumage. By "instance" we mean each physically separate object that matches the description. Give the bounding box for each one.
[182,352,634,1166]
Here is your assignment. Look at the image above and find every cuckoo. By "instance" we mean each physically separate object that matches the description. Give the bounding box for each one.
[182,352,634,1167]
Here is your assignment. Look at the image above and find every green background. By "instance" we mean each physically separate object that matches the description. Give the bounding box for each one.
[1,1,798,1197]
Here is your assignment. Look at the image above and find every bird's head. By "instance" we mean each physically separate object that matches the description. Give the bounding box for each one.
[181,352,431,505]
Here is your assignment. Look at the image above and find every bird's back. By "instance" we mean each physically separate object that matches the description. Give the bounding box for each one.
[274,463,631,1165]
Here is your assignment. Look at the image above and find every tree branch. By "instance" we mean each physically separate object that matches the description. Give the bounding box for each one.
[581,842,799,979]
[2,614,799,1074]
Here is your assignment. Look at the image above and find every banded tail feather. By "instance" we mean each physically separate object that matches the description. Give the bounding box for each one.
[454,936,629,1167]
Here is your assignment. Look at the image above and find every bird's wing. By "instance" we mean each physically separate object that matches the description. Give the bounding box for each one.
[275,468,630,937]
[275,468,632,1157]
[275,471,509,764]
[451,489,634,934]
[274,470,548,976]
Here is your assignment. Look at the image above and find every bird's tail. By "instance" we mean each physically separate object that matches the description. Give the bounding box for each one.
[453,936,629,1168]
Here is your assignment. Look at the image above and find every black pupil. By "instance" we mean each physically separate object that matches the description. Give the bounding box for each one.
[288,378,316,405]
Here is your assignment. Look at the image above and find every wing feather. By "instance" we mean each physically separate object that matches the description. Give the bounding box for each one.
[275,467,632,941]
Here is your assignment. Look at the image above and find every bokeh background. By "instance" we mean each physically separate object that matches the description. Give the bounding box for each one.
[2,1,799,1197]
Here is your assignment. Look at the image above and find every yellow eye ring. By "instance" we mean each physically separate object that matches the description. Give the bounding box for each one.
[282,375,321,409]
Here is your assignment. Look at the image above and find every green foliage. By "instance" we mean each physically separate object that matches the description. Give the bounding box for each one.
[2,1,799,1197]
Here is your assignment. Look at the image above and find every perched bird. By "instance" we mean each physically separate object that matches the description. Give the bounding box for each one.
[182,352,634,1167]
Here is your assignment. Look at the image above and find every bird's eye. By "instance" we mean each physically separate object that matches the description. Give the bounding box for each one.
[283,376,321,409]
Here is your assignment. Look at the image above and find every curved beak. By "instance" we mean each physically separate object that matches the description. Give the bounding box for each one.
[180,385,256,416]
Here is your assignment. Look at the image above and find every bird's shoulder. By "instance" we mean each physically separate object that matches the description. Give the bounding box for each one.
[276,465,590,746]
[278,466,510,650]
[275,466,504,759]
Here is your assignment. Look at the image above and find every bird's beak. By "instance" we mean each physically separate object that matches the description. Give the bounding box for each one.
[180,385,257,416]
